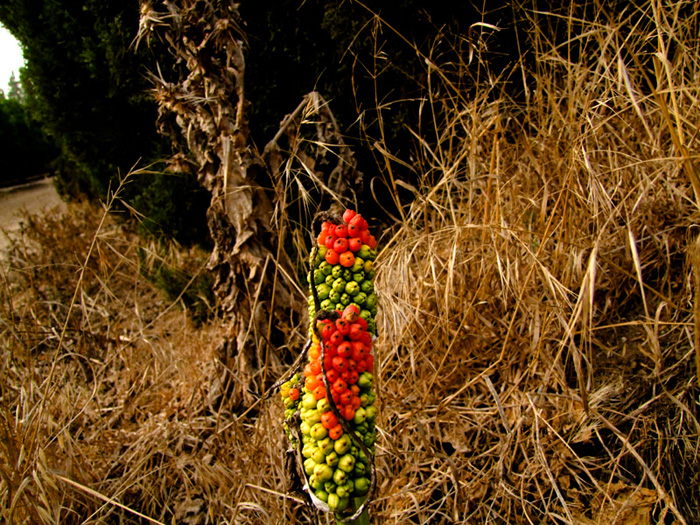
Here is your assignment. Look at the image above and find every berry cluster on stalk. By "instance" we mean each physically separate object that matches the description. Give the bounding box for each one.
[280,209,378,520]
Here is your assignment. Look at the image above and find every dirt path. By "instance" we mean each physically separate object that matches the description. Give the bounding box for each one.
[0,178,66,251]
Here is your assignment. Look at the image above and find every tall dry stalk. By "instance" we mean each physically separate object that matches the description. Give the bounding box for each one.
[137,1,296,407]
[692,236,700,385]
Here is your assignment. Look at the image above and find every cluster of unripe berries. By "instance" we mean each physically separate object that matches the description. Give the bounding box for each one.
[281,209,379,515]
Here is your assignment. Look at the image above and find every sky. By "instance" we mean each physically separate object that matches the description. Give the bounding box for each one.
[0,24,25,94]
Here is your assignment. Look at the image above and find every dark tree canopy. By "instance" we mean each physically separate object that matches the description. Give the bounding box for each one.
[0,0,210,244]
[0,91,56,185]
[0,0,500,240]
[0,2,151,193]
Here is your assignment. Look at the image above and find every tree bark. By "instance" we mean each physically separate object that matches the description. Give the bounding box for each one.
[137,1,362,410]
[138,1,299,408]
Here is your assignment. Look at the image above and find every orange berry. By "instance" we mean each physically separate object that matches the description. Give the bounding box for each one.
[306,376,320,391]
[313,384,327,400]
[309,344,320,360]
[337,342,352,359]
[329,424,343,440]
[333,378,348,394]
[321,412,338,429]
[343,405,356,421]
[339,251,355,267]
[365,354,374,373]
[333,237,349,253]
[324,234,338,250]
[339,390,353,405]
[348,237,362,252]
[309,360,321,375]
[343,209,357,223]
[335,224,348,238]
[332,356,348,372]
[325,249,340,265]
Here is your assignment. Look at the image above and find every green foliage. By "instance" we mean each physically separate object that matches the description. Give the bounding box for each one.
[0,2,150,195]
[138,245,215,325]
[0,0,498,241]
[6,72,24,103]
[129,171,212,247]
[0,1,210,246]
[0,91,57,186]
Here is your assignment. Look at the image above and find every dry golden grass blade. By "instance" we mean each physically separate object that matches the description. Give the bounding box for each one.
[692,235,700,385]
[54,474,166,525]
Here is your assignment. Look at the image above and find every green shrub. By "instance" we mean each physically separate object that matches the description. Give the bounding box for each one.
[137,243,215,325]
[129,171,211,247]
[0,93,56,186]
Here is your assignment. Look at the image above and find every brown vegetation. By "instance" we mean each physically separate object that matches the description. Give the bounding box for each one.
[2,1,700,524]
[136,1,364,412]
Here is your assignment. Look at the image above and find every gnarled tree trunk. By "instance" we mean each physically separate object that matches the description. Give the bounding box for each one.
[137,1,362,409]
[138,1,298,408]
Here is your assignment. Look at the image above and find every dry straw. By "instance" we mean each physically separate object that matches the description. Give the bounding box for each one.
[1,0,700,523]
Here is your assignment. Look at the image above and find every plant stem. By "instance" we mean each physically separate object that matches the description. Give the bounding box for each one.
[336,499,370,525]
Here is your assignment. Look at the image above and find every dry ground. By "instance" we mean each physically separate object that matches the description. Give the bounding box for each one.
[0,177,65,251]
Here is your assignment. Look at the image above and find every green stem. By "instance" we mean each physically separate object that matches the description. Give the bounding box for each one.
[336,499,370,525]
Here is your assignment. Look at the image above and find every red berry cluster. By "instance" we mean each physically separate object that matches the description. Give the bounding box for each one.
[281,207,378,515]
[305,304,375,440]
[318,209,377,267]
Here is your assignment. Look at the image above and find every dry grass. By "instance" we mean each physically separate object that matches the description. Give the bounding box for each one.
[2,0,700,523]
[370,1,700,523]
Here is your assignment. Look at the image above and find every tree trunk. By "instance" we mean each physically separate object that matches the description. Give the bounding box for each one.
[137,1,362,410]
[138,1,299,408]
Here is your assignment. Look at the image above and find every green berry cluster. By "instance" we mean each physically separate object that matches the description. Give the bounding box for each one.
[308,253,378,335]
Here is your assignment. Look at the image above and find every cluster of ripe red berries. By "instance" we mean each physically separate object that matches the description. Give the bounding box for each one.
[302,304,375,440]
[317,209,378,267]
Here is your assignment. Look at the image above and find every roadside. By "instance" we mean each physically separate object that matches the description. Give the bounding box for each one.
[0,177,66,252]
